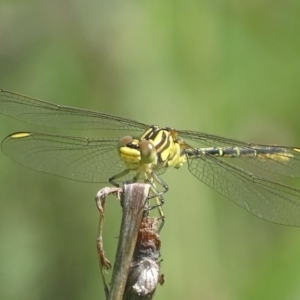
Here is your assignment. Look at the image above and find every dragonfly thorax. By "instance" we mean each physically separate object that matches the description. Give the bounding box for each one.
[140,126,186,170]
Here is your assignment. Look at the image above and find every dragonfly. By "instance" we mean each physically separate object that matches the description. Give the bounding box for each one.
[1,89,300,226]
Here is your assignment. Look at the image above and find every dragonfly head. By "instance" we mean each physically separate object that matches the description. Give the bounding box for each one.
[118,136,157,165]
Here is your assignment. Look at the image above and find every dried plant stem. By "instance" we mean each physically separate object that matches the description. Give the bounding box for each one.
[108,183,150,300]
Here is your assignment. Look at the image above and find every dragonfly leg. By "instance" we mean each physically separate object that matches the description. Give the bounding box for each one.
[144,170,169,231]
[109,169,130,187]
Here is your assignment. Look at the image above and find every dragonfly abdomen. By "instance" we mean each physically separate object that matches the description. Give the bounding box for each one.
[187,146,293,162]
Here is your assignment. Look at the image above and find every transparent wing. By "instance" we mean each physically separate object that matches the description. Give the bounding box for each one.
[178,130,255,147]
[187,152,300,226]
[179,130,300,177]
[0,89,148,131]
[1,132,138,183]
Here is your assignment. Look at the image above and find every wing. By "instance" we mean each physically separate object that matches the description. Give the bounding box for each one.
[179,130,300,177]
[1,131,137,183]
[187,152,300,227]
[0,89,148,131]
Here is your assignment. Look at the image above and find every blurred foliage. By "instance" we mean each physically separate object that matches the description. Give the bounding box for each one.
[1,1,300,299]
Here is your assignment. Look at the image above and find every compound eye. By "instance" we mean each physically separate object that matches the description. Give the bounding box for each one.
[118,136,133,148]
[139,140,156,164]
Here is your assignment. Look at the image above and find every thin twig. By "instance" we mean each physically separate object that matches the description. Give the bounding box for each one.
[95,187,123,298]
[108,183,151,300]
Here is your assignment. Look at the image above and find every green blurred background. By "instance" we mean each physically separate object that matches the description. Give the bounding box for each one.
[1,1,300,299]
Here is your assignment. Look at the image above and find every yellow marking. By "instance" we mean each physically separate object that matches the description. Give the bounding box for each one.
[293,148,300,153]
[234,147,240,156]
[141,127,154,139]
[257,152,293,162]
[120,147,141,163]
[10,132,31,139]
[158,134,173,162]
[131,139,140,147]
[160,148,169,162]
[166,143,186,168]
[153,131,165,152]
[146,129,170,163]
[253,149,257,157]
